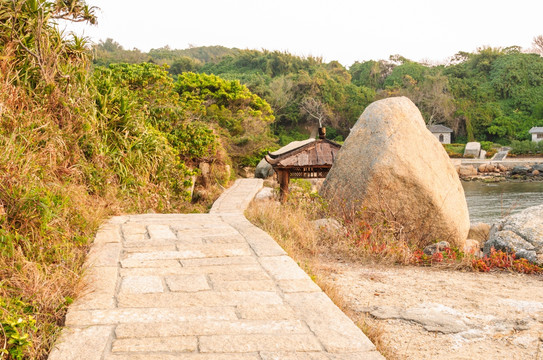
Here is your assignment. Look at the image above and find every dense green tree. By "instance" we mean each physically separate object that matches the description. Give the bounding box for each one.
[169,56,202,75]
[92,38,149,66]
[490,53,543,112]
[383,61,428,88]
[174,72,276,164]
[149,45,237,65]
[91,40,543,144]
[445,48,543,141]
[349,60,391,88]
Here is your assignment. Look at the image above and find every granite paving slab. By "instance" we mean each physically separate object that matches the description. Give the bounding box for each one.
[48,179,384,360]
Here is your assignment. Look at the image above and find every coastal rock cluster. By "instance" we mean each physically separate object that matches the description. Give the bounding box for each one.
[456,163,543,179]
[484,204,543,265]
[321,97,470,248]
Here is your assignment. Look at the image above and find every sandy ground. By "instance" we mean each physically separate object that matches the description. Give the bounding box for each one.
[319,261,543,360]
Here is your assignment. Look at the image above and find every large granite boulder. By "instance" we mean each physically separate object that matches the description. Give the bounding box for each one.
[484,204,543,265]
[255,158,274,179]
[321,97,470,248]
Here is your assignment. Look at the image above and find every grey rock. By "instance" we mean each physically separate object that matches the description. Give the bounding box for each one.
[369,304,468,334]
[254,187,275,201]
[321,97,469,248]
[423,241,450,256]
[515,249,538,264]
[369,306,401,320]
[255,158,274,179]
[484,230,534,254]
[532,164,543,172]
[312,218,344,236]
[402,306,468,334]
[511,166,531,175]
[485,204,543,264]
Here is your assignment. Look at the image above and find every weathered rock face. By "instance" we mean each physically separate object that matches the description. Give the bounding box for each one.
[311,218,345,237]
[511,166,530,175]
[423,241,450,256]
[484,204,543,265]
[255,158,274,179]
[254,187,275,201]
[458,165,477,177]
[321,97,470,247]
[464,142,481,158]
[478,164,497,173]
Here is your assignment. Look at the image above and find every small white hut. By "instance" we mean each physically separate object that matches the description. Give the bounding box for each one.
[428,125,453,144]
[529,127,543,142]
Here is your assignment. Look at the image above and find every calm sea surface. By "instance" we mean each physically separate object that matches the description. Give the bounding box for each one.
[462,181,543,224]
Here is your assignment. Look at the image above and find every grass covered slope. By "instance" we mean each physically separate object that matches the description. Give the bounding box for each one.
[0,4,189,359]
[0,2,275,359]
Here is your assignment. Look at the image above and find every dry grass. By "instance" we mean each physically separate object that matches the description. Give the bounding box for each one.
[246,182,543,358]
[245,184,397,357]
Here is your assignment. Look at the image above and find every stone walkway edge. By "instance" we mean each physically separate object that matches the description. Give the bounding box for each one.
[48,179,384,360]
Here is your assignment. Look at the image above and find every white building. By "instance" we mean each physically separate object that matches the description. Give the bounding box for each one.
[428,125,453,144]
[529,127,543,142]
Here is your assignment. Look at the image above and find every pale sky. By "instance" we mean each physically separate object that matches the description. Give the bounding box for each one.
[65,0,543,66]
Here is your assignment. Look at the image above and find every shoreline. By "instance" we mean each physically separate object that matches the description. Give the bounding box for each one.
[453,157,543,182]
[461,175,543,182]
[452,157,543,167]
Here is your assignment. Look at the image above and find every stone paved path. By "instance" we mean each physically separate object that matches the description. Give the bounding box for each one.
[49,179,384,360]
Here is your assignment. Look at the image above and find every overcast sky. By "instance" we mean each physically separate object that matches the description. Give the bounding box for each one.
[65,0,543,66]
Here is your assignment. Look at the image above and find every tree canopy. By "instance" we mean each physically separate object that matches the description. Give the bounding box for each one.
[99,43,542,144]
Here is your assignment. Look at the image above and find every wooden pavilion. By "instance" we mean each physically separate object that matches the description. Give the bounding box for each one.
[265,129,341,201]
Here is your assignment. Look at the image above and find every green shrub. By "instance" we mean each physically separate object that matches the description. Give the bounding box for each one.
[510,140,542,155]
[443,143,466,157]
[0,298,37,360]
[480,141,494,151]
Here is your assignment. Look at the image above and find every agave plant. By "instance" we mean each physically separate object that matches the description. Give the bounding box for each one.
[0,0,96,93]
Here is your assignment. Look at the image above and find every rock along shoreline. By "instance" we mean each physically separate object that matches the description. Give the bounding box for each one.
[453,158,543,182]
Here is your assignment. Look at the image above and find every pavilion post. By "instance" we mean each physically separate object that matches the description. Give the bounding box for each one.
[278,169,290,202]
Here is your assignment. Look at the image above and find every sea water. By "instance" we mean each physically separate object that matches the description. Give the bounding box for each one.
[462,181,543,224]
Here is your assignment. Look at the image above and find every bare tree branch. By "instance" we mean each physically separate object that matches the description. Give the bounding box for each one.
[300,97,328,127]
[532,35,543,56]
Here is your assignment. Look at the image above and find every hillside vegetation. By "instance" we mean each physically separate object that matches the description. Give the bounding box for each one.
[96,39,543,145]
[0,1,273,359]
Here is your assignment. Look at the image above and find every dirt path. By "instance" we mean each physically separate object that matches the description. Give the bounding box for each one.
[319,261,543,360]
